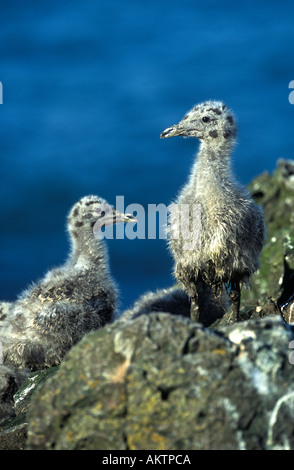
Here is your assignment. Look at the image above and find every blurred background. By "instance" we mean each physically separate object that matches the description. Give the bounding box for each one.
[0,0,294,312]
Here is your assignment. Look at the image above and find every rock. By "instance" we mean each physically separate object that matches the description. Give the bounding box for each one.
[0,367,58,450]
[27,313,294,450]
[14,367,59,416]
[0,423,28,450]
[0,365,27,423]
[244,159,294,315]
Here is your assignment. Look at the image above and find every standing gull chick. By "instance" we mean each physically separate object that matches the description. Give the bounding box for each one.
[0,195,136,370]
[160,100,265,323]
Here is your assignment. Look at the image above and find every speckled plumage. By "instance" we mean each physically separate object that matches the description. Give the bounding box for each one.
[0,302,11,325]
[0,195,135,371]
[161,100,265,323]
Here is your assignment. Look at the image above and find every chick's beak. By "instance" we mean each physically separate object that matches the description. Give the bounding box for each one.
[160,122,202,139]
[93,204,137,228]
[92,204,137,240]
[112,210,137,224]
[160,124,186,139]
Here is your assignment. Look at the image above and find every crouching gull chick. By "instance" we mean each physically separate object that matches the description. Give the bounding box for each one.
[0,195,136,371]
[160,100,265,323]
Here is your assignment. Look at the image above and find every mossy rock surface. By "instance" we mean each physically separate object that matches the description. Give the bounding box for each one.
[27,313,294,450]
[0,367,59,450]
[243,159,294,310]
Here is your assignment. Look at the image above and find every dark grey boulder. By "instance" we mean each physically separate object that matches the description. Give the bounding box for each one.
[244,158,294,316]
[0,367,58,450]
[27,313,294,450]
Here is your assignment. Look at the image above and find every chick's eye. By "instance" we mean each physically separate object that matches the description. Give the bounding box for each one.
[202,116,210,123]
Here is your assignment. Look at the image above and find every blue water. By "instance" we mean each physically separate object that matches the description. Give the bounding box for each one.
[1,0,294,311]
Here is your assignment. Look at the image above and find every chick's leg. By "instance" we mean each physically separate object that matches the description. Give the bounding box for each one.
[229,279,240,322]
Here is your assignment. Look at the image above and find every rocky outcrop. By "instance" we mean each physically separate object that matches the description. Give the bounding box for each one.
[243,159,294,319]
[0,367,58,450]
[26,313,294,450]
[1,159,294,450]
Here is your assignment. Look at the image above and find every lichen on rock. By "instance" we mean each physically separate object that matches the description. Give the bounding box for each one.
[26,313,294,450]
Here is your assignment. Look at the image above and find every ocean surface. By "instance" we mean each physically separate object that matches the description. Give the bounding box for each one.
[1,0,294,311]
